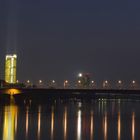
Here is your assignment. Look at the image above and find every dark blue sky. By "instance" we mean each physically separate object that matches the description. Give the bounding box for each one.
[0,0,140,84]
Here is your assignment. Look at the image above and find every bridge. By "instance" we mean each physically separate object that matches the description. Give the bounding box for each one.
[0,88,140,104]
[0,88,140,94]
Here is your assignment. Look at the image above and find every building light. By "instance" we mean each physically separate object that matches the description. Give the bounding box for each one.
[5,54,17,84]
[78,73,83,77]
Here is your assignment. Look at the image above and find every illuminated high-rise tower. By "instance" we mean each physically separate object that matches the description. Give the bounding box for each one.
[5,54,17,84]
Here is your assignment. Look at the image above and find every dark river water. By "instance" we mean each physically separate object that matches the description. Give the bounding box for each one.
[0,99,140,140]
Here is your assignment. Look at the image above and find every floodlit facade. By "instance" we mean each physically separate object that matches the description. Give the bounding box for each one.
[5,54,17,84]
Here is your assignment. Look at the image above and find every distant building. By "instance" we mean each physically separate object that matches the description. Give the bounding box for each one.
[5,54,17,84]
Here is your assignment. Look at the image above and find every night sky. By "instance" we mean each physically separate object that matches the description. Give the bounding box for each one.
[0,0,140,85]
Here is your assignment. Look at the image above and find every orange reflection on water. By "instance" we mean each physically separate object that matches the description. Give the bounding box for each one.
[132,112,135,140]
[51,106,54,140]
[37,106,41,140]
[118,112,121,140]
[2,105,18,140]
[26,106,29,138]
[90,111,94,140]
[63,107,67,140]
[103,113,107,140]
[6,89,21,95]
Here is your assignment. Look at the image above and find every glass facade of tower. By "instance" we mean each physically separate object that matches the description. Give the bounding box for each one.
[5,54,17,84]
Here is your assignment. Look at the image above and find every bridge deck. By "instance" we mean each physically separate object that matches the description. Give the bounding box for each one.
[1,88,140,94]
[0,88,140,104]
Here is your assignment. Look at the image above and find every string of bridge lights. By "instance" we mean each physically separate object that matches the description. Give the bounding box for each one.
[17,73,138,89]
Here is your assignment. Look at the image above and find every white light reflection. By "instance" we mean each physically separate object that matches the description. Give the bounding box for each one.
[132,112,135,140]
[63,107,67,140]
[101,100,104,114]
[118,112,121,140]
[26,106,29,138]
[98,100,101,113]
[90,111,94,140]
[77,110,82,140]
[37,106,41,140]
[51,106,54,140]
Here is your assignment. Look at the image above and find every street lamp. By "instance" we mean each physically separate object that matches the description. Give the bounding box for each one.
[131,80,136,89]
[78,80,81,84]
[118,80,122,84]
[64,80,69,88]
[65,80,68,84]
[39,80,42,84]
[117,80,123,89]
[27,80,30,84]
[38,80,43,88]
[132,80,136,84]
[76,80,82,88]
[103,80,109,89]
[90,80,96,89]
[26,80,31,88]
[50,80,56,88]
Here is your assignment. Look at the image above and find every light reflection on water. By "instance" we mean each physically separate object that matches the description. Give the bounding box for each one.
[77,109,82,140]
[118,112,121,140]
[51,106,54,140]
[0,99,140,140]
[63,107,67,140]
[37,106,41,140]
[25,106,29,138]
[132,112,135,140]
[2,105,18,140]
[103,112,107,140]
[90,110,94,140]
